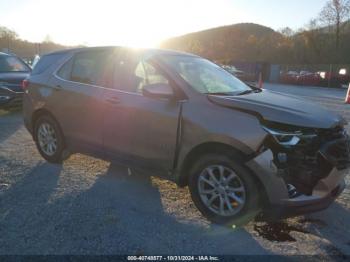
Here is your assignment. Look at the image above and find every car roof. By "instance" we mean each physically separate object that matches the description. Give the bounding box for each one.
[43,46,199,58]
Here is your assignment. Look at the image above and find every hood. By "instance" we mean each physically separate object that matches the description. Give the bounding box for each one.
[0,72,29,92]
[208,90,346,129]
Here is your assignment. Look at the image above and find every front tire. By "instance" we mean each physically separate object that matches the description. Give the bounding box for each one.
[34,115,65,164]
[188,154,261,227]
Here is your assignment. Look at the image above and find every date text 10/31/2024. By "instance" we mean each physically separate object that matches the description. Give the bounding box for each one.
[127,256,219,261]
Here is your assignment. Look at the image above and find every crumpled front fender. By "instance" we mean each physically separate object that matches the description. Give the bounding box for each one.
[245,150,289,205]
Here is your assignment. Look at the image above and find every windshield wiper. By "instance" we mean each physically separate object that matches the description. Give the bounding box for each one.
[206,89,261,96]
[237,89,255,95]
[205,92,236,96]
[237,88,263,96]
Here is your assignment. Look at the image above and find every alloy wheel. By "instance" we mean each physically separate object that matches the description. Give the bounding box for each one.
[37,122,58,156]
[197,165,246,216]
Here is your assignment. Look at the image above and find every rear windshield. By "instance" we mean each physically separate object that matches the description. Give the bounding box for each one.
[0,56,30,73]
[31,53,66,75]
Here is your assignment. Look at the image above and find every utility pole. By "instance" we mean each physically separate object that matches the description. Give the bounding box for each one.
[328,64,333,88]
[7,34,10,53]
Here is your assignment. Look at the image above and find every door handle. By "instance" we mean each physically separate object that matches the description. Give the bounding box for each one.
[106,96,121,105]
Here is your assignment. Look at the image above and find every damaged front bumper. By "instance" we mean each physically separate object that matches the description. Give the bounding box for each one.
[246,149,349,220]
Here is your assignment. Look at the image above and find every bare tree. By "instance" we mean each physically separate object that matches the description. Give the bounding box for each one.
[279,27,294,37]
[0,26,18,53]
[0,26,18,39]
[319,0,350,51]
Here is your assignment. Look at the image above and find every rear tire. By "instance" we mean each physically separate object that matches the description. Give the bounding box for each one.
[188,154,261,227]
[34,115,65,164]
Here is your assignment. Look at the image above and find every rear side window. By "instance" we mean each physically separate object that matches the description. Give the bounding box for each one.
[0,56,30,73]
[31,53,65,75]
[70,51,112,86]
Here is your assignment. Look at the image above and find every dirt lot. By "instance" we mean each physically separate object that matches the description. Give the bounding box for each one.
[0,84,350,257]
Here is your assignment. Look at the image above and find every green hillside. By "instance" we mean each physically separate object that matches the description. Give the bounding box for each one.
[161,23,282,63]
[161,23,350,64]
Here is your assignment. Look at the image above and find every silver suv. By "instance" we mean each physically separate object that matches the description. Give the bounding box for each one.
[23,47,350,226]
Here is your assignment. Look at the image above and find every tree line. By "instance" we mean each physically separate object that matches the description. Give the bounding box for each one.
[161,0,350,65]
[1,0,349,65]
[0,27,78,59]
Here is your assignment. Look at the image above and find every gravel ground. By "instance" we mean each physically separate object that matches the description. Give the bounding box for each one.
[0,84,350,256]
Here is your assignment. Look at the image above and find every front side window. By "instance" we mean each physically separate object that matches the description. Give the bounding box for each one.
[0,56,30,73]
[70,51,112,85]
[114,51,168,93]
[160,55,251,95]
[134,61,168,93]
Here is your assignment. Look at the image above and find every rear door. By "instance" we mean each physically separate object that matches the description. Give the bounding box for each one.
[50,49,114,153]
[102,51,181,172]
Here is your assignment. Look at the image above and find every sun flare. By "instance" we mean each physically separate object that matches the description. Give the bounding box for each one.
[2,0,242,48]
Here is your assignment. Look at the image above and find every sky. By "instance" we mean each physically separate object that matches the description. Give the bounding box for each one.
[0,0,329,47]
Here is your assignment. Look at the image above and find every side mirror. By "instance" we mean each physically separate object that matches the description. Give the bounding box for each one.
[142,83,174,99]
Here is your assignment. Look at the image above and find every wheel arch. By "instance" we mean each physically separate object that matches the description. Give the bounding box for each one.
[176,141,269,207]
[31,108,63,141]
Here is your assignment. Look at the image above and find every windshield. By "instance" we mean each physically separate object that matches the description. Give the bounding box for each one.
[0,56,30,73]
[160,55,251,95]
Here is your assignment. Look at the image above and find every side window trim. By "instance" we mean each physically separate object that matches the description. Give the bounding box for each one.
[53,51,175,98]
[69,54,78,82]
[53,52,143,96]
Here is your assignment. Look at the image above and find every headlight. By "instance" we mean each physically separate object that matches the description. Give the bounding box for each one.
[262,126,303,146]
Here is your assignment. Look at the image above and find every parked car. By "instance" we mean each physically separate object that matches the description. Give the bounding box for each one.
[318,72,343,88]
[280,71,299,85]
[297,71,322,86]
[318,71,350,88]
[23,47,350,226]
[281,70,322,86]
[0,52,31,108]
[222,65,246,79]
[338,69,350,86]
[339,74,350,86]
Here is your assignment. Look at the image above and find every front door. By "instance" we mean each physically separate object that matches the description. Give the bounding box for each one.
[102,51,180,172]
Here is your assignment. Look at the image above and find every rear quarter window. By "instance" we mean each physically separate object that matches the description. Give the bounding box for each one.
[57,58,73,80]
[31,53,66,75]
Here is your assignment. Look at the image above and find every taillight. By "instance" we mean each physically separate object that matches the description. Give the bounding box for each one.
[21,79,29,90]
